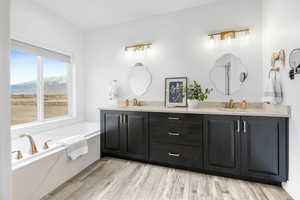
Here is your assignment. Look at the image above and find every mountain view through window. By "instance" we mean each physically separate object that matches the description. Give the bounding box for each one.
[43,57,68,119]
[11,49,69,126]
[10,50,37,125]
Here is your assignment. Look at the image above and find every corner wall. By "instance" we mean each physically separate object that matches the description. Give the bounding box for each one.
[262,0,300,199]
[0,0,11,199]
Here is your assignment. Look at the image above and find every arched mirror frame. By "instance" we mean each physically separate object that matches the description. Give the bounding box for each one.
[128,62,152,97]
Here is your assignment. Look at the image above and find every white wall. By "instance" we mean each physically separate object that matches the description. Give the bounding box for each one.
[262,0,300,199]
[8,0,299,198]
[84,0,263,120]
[0,0,11,199]
[10,0,85,135]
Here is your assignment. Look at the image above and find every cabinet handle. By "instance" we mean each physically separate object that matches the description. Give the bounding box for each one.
[243,120,247,133]
[168,132,180,136]
[168,117,180,120]
[120,115,125,124]
[236,120,241,133]
[168,152,180,157]
[120,115,123,124]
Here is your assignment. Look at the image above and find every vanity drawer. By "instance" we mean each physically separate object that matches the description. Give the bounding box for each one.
[150,126,202,146]
[150,113,203,127]
[150,113,184,127]
[150,143,203,169]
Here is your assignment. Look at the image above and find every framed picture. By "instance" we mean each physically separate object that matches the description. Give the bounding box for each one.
[165,77,187,107]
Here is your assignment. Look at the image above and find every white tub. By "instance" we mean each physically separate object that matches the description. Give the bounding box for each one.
[12,122,101,200]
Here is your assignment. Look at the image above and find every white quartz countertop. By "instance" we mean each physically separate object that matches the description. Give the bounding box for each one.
[99,104,291,118]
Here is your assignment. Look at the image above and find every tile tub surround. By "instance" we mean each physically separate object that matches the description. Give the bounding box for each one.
[12,121,101,200]
[99,102,291,118]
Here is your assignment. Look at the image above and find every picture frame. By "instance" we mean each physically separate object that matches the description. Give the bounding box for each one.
[165,77,187,107]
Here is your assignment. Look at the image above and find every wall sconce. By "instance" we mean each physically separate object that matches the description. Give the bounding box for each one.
[208,29,250,41]
[124,43,152,52]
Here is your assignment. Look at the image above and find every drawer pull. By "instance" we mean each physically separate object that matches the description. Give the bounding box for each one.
[168,152,181,157]
[120,115,123,124]
[168,117,180,120]
[168,132,180,136]
[243,120,247,133]
[236,120,241,133]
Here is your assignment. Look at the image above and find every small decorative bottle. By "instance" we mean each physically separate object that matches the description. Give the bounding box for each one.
[240,98,248,110]
[124,99,129,107]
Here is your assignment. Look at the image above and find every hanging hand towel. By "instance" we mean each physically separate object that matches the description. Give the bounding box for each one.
[59,135,88,160]
[263,71,283,104]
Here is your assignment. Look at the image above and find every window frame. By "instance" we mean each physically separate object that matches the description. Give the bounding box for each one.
[10,40,75,129]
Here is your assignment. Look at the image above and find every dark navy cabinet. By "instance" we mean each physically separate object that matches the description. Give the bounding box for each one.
[101,111,123,153]
[124,112,149,160]
[240,117,288,183]
[203,115,288,184]
[203,115,241,176]
[149,113,204,170]
[100,110,288,185]
[101,111,149,161]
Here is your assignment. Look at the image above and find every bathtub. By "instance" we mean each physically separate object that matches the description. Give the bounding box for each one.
[12,121,101,200]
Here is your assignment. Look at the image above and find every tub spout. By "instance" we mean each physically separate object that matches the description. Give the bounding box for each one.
[20,134,38,154]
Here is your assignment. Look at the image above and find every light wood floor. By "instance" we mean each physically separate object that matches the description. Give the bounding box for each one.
[43,157,292,200]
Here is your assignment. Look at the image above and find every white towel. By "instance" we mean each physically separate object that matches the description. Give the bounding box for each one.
[59,135,88,160]
[263,71,283,104]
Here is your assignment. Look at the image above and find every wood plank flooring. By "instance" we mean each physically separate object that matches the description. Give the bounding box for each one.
[43,158,293,200]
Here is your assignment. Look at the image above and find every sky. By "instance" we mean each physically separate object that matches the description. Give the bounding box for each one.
[10,50,68,85]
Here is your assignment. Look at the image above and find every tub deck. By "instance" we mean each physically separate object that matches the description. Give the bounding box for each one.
[12,121,100,170]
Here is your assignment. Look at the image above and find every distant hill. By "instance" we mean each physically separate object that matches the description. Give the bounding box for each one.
[11,76,67,95]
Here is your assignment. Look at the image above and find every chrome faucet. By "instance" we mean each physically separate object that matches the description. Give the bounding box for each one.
[20,134,38,154]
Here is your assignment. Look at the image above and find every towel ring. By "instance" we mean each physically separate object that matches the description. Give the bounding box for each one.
[270,67,280,72]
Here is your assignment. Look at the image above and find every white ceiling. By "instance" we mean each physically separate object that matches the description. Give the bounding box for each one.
[30,0,222,30]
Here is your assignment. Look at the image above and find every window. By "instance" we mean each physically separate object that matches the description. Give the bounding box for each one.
[10,40,72,126]
[43,57,69,119]
[11,50,38,125]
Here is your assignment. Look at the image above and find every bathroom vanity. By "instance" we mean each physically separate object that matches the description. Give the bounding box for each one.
[99,104,290,185]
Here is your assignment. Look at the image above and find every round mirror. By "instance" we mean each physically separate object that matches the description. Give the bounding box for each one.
[289,49,300,68]
[210,54,248,96]
[128,62,152,97]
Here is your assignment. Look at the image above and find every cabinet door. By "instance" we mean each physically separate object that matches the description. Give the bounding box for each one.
[204,115,241,176]
[101,111,123,153]
[124,112,149,160]
[241,117,288,182]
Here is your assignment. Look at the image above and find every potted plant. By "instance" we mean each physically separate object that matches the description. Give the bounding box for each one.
[182,81,213,109]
